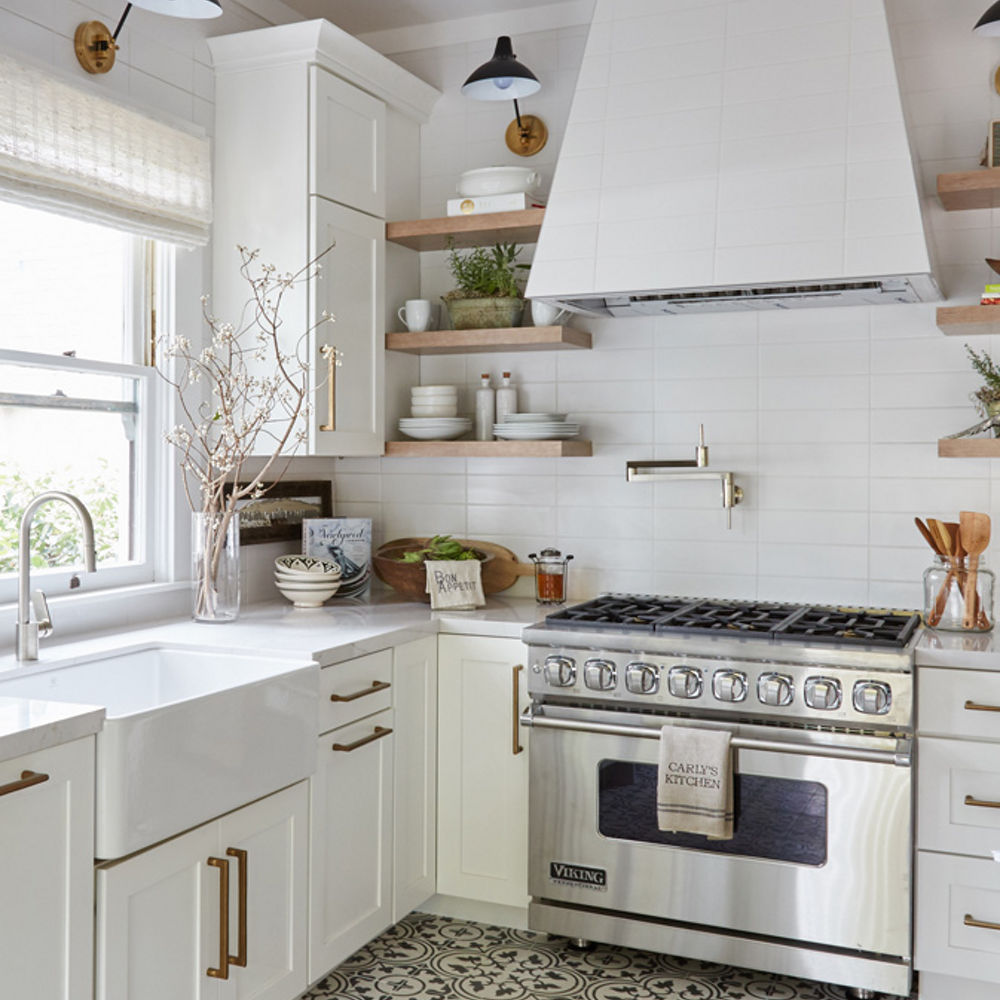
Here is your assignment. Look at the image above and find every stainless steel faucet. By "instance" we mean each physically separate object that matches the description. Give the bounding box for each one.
[16,491,97,661]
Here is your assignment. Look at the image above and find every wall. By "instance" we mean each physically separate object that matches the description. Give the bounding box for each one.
[322,0,1000,610]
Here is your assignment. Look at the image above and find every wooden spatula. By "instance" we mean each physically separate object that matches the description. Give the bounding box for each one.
[959,511,991,629]
[925,519,957,626]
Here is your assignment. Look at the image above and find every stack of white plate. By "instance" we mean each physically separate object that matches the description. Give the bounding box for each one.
[399,416,472,440]
[274,555,342,607]
[493,412,580,440]
[410,384,458,418]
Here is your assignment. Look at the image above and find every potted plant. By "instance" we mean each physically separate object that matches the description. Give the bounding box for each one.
[966,344,1000,436]
[442,241,527,329]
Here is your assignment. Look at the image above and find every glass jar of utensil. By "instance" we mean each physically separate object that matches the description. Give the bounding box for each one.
[529,548,573,605]
[922,554,995,631]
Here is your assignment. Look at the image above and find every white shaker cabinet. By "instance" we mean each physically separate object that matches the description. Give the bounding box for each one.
[96,781,308,1000]
[0,737,94,1000]
[437,635,530,908]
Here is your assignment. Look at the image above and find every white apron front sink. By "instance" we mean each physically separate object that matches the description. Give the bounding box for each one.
[0,644,317,859]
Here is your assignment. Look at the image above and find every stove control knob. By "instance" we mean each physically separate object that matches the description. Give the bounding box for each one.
[584,658,617,691]
[804,677,842,711]
[853,680,892,716]
[712,669,748,703]
[543,655,576,688]
[667,666,703,699]
[757,672,793,707]
[625,662,660,695]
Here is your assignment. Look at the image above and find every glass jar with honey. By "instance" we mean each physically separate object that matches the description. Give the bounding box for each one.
[528,548,573,605]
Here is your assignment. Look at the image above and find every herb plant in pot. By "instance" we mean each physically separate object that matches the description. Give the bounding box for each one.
[442,241,527,330]
[966,344,1000,436]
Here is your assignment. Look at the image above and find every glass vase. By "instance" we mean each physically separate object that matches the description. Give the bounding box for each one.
[192,511,240,623]
[922,553,994,632]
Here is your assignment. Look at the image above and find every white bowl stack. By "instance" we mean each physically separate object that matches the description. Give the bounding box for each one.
[400,385,472,440]
[274,555,342,607]
[410,384,458,417]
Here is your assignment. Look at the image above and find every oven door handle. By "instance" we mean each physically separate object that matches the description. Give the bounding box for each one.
[519,706,911,767]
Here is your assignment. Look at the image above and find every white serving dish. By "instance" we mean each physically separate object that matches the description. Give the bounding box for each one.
[274,555,341,577]
[411,404,458,417]
[411,384,458,396]
[502,412,568,423]
[493,424,580,440]
[457,166,541,197]
[274,577,342,606]
[398,417,471,440]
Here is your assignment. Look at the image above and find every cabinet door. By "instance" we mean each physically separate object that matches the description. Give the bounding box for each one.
[309,198,385,456]
[309,708,394,981]
[309,67,386,217]
[0,738,94,1000]
[393,636,438,920]
[437,635,529,907]
[220,782,308,1000]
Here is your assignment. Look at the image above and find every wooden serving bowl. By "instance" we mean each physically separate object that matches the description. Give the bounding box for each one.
[372,542,492,602]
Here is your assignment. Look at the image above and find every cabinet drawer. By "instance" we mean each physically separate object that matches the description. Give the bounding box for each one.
[320,650,393,733]
[920,667,1000,740]
[918,737,1000,855]
[916,851,1000,983]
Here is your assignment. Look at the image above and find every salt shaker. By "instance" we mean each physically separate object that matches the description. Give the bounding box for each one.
[475,373,495,440]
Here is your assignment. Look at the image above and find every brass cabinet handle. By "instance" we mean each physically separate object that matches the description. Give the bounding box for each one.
[965,700,1000,713]
[512,664,524,756]
[226,848,248,968]
[965,913,1000,932]
[319,344,337,432]
[0,770,49,798]
[332,725,393,753]
[965,794,1000,809]
[206,856,230,980]
[329,680,391,703]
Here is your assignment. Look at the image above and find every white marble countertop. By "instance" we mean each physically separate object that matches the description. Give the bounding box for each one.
[916,627,1000,670]
[0,697,104,763]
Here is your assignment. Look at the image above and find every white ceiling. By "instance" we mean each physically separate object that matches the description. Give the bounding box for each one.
[274,0,558,36]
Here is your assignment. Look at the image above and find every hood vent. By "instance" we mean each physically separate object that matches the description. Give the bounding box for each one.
[527,0,940,317]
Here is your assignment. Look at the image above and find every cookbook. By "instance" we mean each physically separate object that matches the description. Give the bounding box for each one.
[303,518,371,596]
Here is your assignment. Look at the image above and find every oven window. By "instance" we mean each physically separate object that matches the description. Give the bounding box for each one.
[597,761,827,865]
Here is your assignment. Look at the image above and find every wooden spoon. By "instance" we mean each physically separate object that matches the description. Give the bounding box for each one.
[914,517,943,555]
[959,511,991,629]
[927,519,957,626]
[955,527,991,630]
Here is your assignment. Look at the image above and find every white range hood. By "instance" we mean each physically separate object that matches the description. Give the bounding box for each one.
[526,0,940,316]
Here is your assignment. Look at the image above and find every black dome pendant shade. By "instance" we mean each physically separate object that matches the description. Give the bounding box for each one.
[975,0,1000,35]
[461,36,541,101]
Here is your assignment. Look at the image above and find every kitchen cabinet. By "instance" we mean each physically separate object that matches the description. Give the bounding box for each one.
[96,781,308,1000]
[0,737,94,1000]
[436,635,529,907]
[309,650,395,980]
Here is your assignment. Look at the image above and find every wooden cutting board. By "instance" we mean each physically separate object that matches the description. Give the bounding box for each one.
[378,537,534,594]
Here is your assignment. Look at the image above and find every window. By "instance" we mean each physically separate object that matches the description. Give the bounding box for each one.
[0,201,159,601]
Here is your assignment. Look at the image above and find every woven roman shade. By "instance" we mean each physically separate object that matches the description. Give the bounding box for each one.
[0,53,211,247]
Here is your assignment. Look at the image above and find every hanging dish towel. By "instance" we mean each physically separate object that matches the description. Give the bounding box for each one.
[424,559,485,610]
[656,723,734,840]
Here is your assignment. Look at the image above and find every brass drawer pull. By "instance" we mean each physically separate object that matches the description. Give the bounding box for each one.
[512,665,524,756]
[330,680,391,703]
[206,856,230,980]
[332,725,393,753]
[965,700,1000,713]
[0,770,49,798]
[965,795,1000,809]
[965,913,1000,932]
[226,848,248,968]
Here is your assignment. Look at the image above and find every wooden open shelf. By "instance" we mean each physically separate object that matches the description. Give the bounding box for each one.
[936,304,1000,336]
[384,439,592,458]
[385,208,545,251]
[938,437,1000,457]
[385,325,590,355]
[937,169,1000,211]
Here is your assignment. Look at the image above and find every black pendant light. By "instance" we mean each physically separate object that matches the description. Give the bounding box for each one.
[975,0,1000,35]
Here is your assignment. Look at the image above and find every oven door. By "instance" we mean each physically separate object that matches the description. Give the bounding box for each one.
[524,704,912,959]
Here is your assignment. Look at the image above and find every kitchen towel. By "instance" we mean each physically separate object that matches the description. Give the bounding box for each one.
[656,723,734,840]
[424,559,485,610]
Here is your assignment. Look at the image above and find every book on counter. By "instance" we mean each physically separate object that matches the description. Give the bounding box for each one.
[446,192,546,216]
[983,283,1000,305]
[303,517,371,596]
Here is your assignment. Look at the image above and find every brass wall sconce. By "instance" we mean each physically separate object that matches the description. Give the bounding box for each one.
[461,35,548,157]
[75,0,222,75]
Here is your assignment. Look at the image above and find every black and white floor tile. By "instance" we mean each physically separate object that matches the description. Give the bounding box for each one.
[301,912,893,1000]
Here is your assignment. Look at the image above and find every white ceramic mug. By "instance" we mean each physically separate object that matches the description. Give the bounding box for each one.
[398,299,433,332]
[530,300,569,327]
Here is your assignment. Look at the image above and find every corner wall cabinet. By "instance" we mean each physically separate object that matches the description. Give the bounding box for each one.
[0,737,94,1000]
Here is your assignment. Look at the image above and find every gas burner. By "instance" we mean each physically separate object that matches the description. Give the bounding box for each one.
[655,600,802,635]
[775,607,922,648]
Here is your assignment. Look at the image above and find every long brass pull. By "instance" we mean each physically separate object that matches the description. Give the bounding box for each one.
[965,795,1000,809]
[332,725,392,752]
[206,857,230,980]
[965,700,1000,713]
[0,770,49,798]
[319,344,337,432]
[329,680,391,703]
[226,848,248,968]
[512,665,524,756]
[965,913,1000,932]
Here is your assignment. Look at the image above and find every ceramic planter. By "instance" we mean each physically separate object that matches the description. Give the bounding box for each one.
[443,296,524,330]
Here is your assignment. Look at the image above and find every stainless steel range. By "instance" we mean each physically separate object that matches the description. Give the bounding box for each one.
[521,595,919,1000]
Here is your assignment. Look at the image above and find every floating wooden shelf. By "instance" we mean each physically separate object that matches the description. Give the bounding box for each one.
[936,304,1000,336]
[385,325,591,355]
[937,169,1000,211]
[384,439,592,458]
[938,438,1000,457]
[385,208,545,251]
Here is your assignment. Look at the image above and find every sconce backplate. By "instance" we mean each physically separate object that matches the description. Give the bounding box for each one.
[75,21,117,74]
[505,114,548,157]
